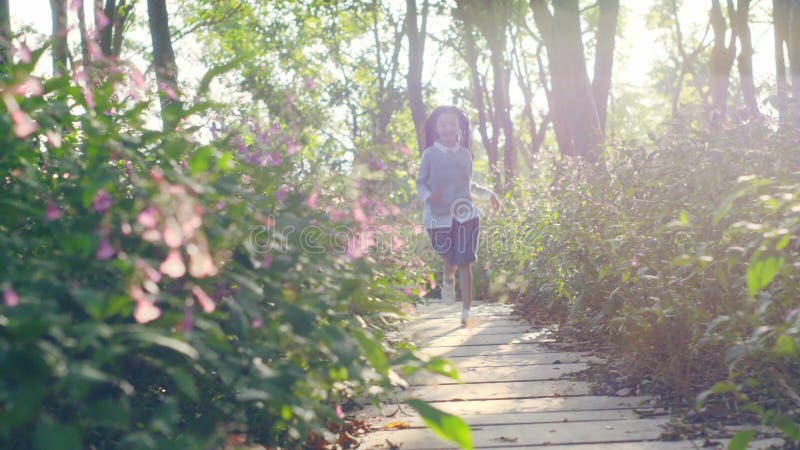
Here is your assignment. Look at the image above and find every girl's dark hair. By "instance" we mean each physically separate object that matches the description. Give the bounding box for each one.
[422,106,471,153]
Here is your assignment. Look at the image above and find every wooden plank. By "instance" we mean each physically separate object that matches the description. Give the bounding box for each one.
[402,380,591,402]
[368,408,644,429]
[450,351,603,367]
[423,343,564,358]
[420,331,555,348]
[409,362,590,385]
[357,396,656,419]
[357,439,786,450]
[360,417,669,449]
[403,319,529,337]
[413,325,542,337]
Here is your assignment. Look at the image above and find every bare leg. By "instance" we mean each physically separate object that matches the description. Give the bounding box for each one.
[444,261,457,285]
[458,264,472,310]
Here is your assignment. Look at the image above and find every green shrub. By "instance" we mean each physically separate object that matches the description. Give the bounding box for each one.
[0,48,456,449]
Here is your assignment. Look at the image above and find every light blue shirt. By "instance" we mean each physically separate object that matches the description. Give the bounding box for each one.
[416,141,493,229]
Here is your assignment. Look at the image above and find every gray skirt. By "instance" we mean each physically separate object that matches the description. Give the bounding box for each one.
[427,217,480,266]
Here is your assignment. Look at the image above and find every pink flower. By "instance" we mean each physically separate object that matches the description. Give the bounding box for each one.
[160,249,186,278]
[17,44,31,63]
[276,185,289,201]
[400,146,410,156]
[304,77,316,90]
[137,206,159,228]
[268,151,281,166]
[261,252,272,269]
[159,83,178,101]
[286,139,301,155]
[353,207,368,225]
[88,39,103,61]
[83,87,95,109]
[94,8,111,29]
[46,201,63,221]
[138,260,162,283]
[12,77,44,96]
[191,285,216,313]
[631,255,638,267]
[336,404,345,419]
[189,248,217,278]
[134,300,161,323]
[163,218,183,248]
[251,318,263,328]
[96,232,115,260]
[90,189,112,213]
[3,284,19,307]
[306,192,318,209]
[11,110,38,138]
[131,66,145,89]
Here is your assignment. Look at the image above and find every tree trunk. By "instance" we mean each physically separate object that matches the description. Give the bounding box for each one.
[49,0,68,75]
[0,0,10,67]
[774,0,790,126]
[592,0,619,133]
[709,0,738,127]
[406,0,427,152]
[788,0,800,126]
[147,0,180,129]
[530,0,602,161]
[485,1,515,189]
[111,0,128,57]
[734,0,760,120]
[454,0,500,190]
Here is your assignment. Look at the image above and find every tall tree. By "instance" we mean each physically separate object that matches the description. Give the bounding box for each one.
[454,0,500,190]
[147,0,180,129]
[789,0,800,125]
[509,22,548,168]
[98,0,132,58]
[0,0,9,68]
[734,0,760,120]
[530,0,602,161]
[406,0,428,152]
[49,0,68,75]
[484,1,516,188]
[709,0,738,126]
[773,0,790,125]
[592,0,619,133]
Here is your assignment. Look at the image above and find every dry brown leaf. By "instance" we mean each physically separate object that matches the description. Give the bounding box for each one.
[383,420,411,429]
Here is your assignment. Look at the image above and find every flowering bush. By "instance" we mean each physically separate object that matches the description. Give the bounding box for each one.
[0,50,462,448]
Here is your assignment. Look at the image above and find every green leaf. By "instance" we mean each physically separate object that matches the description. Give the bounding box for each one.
[773,335,797,357]
[406,399,472,450]
[34,418,82,450]
[166,367,199,401]
[773,415,800,440]
[727,430,755,450]
[188,146,214,175]
[352,329,389,376]
[746,255,784,297]
[425,358,459,380]
[126,331,200,360]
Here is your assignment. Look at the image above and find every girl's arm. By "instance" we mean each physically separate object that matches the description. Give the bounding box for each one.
[416,150,432,203]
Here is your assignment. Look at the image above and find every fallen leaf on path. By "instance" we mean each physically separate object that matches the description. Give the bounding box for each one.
[383,421,411,429]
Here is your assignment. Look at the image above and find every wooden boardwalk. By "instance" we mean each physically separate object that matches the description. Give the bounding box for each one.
[357,301,783,449]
